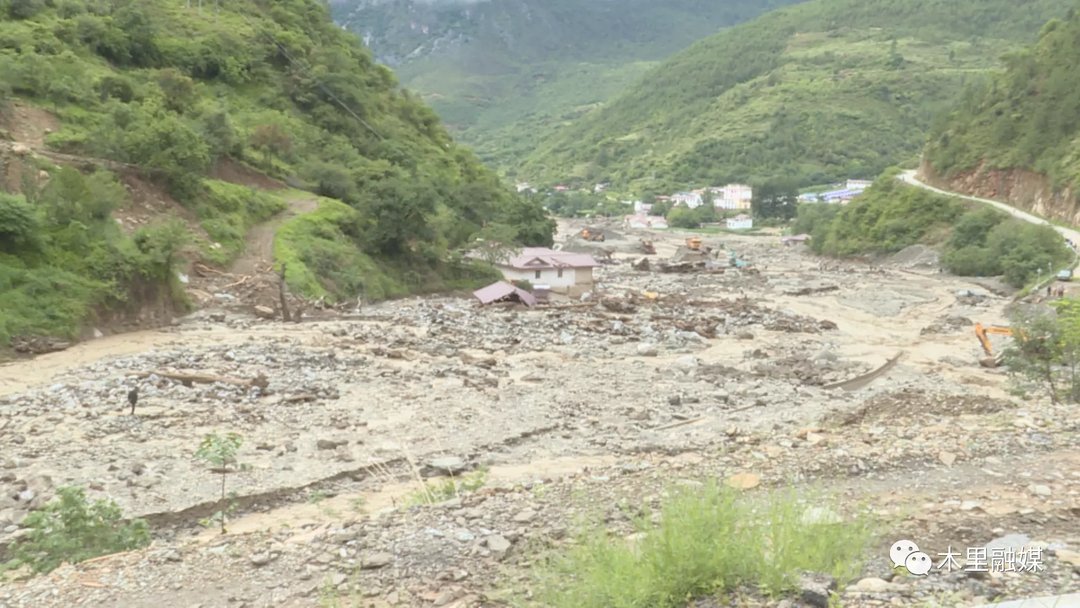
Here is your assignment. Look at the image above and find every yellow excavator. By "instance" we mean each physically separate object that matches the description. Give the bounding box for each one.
[685,237,702,250]
[580,228,605,242]
[974,322,1013,368]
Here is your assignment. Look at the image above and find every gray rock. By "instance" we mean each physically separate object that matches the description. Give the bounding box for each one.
[674,355,699,370]
[160,549,183,563]
[361,551,394,569]
[426,457,468,475]
[636,343,659,357]
[984,534,1031,551]
[250,552,274,567]
[316,439,345,450]
[486,534,512,558]
[512,508,537,524]
[799,573,837,608]
[852,577,896,593]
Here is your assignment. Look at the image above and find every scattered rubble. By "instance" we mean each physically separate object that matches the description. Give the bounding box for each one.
[0,224,1075,608]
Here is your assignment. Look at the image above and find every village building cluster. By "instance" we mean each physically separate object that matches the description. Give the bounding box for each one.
[799,179,873,204]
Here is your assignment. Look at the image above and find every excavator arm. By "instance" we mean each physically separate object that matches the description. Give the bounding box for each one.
[974,323,1012,356]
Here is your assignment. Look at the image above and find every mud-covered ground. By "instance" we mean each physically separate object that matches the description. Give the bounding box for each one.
[1,223,1076,608]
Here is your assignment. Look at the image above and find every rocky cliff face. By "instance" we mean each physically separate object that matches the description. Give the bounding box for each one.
[330,0,801,68]
[920,160,1080,225]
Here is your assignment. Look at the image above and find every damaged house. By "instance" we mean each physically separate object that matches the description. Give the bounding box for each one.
[494,248,599,298]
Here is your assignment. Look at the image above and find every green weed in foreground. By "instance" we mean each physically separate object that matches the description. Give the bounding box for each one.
[527,482,872,608]
[4,487,150,574]
[406,469,489,506]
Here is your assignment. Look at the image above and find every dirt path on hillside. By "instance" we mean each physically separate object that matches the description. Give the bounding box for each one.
[229,196,319,277]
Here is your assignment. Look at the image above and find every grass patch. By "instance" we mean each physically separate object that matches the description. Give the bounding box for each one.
[318,569,364,608]
[525,482,872,608]
[0,261,104,344]
[406,469,488,506]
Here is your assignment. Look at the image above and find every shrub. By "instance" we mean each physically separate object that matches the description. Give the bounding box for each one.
[8,486,150,574]
[0,193,41,254]
[528,482,871,608]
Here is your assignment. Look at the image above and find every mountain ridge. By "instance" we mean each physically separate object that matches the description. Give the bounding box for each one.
[519,0,1075,192]
[329,0,804,169]
[923,6,1080,225]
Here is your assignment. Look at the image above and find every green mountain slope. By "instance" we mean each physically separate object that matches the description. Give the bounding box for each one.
[521,0,1074,192]
[330,0,803,172]
[925,7,1080,205]
[0,0,551,346]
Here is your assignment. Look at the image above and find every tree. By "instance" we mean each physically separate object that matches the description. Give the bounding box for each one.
[249,123,292,169]
[667,206,700,228]
[495,195,555,246]
[650,200,673,217]
[887,38,905,69]
[195,432,246,535]
[470,223,521,265]
[133,220,189,283]
[0,193,41,254]
[751,179,799,221]
[692,201,718,225]
[1005,300,1080,404]
[5,0,44,20]
[156,68,197,114]
[201,110,242,160]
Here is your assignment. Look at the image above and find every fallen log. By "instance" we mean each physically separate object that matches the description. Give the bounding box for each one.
[129,371,269,390]
[193,263,233,278]
[223,275,251,289]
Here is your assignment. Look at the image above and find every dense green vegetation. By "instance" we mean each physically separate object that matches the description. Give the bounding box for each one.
[0,0,552,345]
[522,0,1073,193]
[1007,298,1080,404]
[792,171,1072,286]
[527,483,870,608]
[926,7,1080,192]
[0,167,187,344]
[332,0,803,172]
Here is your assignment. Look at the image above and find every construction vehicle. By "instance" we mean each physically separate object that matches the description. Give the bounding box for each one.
[685,237,702,251]
[580,228,605,242]
[974,322,1013,368]
[728,250,750,268]
[640,239,656,254]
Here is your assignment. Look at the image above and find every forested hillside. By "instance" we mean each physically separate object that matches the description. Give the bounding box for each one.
[925,7,1080,210]
[330,0,802,171]
[521,0,1073,193]
[792,170,1071,287]
[0,0,552,346]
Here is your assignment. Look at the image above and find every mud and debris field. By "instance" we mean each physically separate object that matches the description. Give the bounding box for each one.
[1,222,1077,608]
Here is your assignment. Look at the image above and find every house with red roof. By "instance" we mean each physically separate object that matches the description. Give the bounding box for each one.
[494,247,600,297]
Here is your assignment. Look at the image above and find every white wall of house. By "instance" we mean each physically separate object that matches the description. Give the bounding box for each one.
[496,266,593,294]
[726,217,753,230]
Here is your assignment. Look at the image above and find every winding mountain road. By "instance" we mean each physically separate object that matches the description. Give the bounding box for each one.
[899,169,1080,272]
